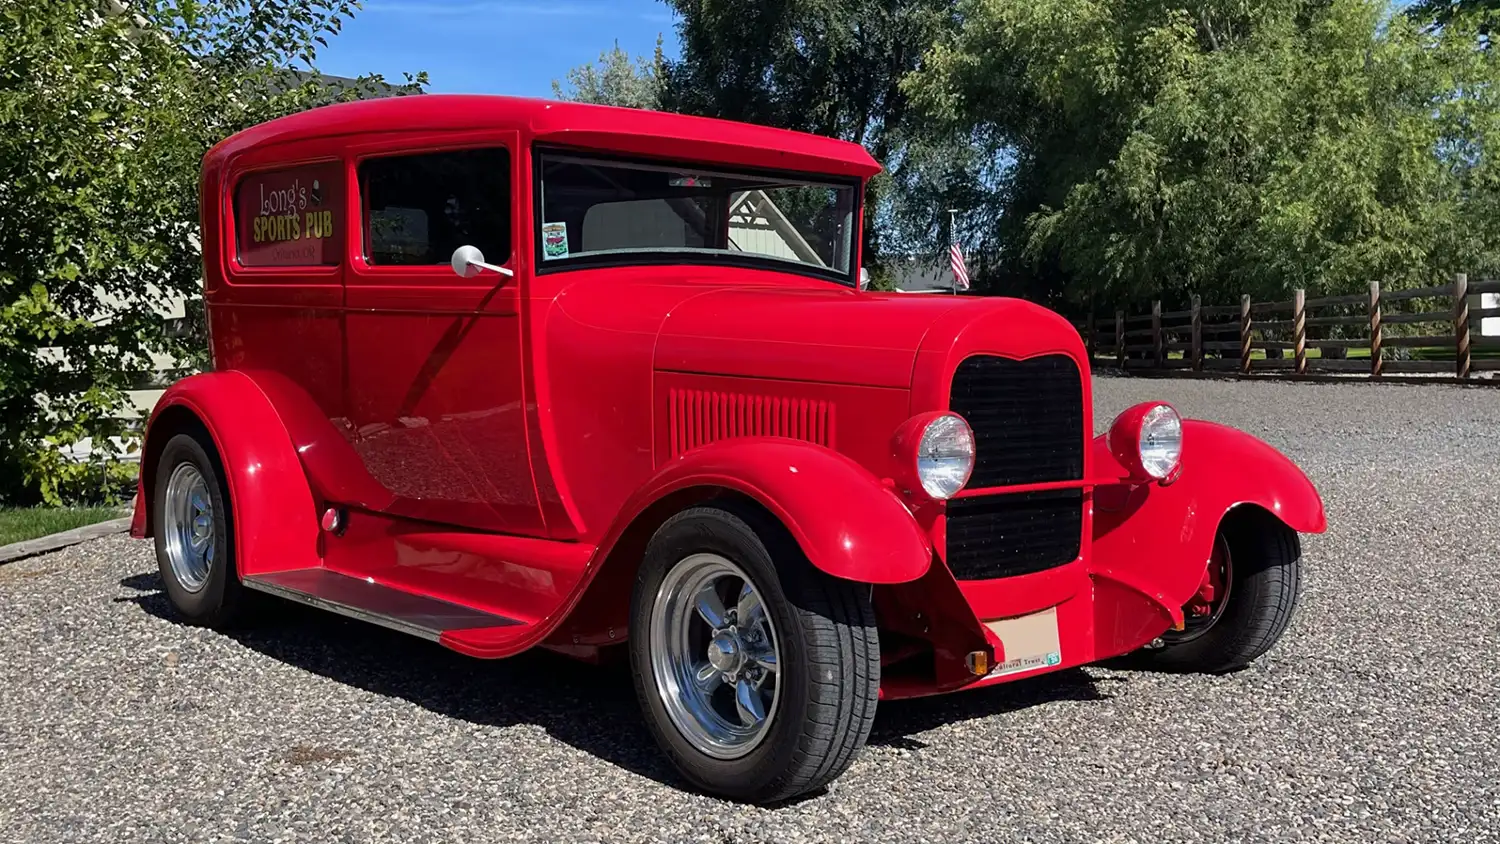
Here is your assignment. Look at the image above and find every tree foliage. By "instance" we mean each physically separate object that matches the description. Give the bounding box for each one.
[0,0,423,505]
[1408,0,1500,27]
[552,38,665,109]
[905,0,1500,306]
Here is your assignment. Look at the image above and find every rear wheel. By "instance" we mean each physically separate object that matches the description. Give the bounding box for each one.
[629,504,880,803]
[1144,512,1302,673]
[152,429,246,628]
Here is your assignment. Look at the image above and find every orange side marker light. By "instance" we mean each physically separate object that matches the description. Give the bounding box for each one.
[965,651,989,676]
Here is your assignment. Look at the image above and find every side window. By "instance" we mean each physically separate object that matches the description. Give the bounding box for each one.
[235,162,344,268]
[359,148,511,266]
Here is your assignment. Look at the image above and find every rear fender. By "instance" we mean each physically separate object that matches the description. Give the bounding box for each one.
[1091,419,1325,649]
[130,370,320,577]
[606,437,934,585]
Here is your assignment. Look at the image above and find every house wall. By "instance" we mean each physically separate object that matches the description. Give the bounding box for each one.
[729,224,802,262]
[579,191,809,265]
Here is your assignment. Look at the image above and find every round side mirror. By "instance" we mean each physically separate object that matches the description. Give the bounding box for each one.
[451,244,485,279]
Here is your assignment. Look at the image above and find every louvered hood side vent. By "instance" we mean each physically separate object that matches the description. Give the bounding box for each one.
[668,389,835,458]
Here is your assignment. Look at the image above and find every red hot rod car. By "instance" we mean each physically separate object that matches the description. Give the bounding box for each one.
[131,95,1325,803]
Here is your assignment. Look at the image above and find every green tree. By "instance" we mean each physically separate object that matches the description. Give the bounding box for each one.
[1408,0,1500,26]
[552,38,665,109]
[657,0,972,276]
[905,0,1500,307]
[0,0,423,505]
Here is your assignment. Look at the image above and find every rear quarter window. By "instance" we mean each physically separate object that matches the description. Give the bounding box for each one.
[234,162,345,267]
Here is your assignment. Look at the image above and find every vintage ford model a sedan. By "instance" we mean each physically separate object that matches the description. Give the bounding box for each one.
[131,94,1325,803]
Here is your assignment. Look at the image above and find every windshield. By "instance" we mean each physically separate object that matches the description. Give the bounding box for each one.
[535,150,858,282]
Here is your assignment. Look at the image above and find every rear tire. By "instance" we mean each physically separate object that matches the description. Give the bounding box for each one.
[629,503,880,803]
[1145,512,1302,673]
[151,429,246,628]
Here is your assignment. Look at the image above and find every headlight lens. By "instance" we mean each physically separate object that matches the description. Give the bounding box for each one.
[917,414,975,499]
[1138,404,1183,479]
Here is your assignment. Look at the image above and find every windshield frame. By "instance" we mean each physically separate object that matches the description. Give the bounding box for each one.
[530,144,862,286]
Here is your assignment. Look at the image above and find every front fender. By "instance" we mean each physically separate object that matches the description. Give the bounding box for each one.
[1091,419,1325,637]
[609,437,934,585]
[130,370,320,578]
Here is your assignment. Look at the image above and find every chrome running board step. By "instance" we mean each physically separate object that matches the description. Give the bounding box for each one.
[243,569,523,642]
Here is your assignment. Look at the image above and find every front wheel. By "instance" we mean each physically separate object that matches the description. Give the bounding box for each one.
[1144,511,1303,673]
[629,505,880,803]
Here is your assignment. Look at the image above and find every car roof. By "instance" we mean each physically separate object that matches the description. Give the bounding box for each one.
[207,94,884,180]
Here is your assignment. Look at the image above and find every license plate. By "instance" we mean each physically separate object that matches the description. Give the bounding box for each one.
[982,606,1063,679]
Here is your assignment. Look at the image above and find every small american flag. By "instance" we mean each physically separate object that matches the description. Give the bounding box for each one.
[949,242,970,291]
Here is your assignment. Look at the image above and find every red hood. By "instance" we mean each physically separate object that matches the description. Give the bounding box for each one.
[654,286,1088,391]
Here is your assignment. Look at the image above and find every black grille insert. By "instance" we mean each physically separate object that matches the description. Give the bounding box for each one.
[949,355,1084,489]
[945,490,1084,581]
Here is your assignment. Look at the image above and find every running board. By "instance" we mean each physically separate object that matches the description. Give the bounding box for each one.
[243,569,524,643]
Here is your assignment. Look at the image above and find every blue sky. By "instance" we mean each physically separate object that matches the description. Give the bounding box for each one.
[318,0,681,97]
[320,1,1424,98]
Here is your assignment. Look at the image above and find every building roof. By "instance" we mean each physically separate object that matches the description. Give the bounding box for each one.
[207,94,883,180]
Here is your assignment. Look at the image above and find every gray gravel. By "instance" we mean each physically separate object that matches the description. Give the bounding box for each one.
[2,377,1498,843]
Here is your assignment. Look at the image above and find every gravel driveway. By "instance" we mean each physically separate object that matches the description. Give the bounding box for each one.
[2,377,1497,843]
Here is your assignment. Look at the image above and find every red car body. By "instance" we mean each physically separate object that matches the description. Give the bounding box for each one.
[131,95,1326,708]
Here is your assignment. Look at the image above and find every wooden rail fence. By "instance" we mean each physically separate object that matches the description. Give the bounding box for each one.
[1074,275,1500,382]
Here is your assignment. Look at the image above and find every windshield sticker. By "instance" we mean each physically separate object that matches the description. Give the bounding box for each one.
[542,221,569,260]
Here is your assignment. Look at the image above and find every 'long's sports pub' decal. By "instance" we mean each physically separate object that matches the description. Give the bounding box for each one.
[236,163,344,267]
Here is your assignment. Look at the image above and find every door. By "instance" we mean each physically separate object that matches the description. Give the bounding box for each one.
[343,133,544,536]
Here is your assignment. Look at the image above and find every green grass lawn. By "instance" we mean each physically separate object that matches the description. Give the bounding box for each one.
[0,506,124,547]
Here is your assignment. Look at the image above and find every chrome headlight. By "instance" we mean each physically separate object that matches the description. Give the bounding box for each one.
[1108,401,1183,482]
[915,413,975,499]
[1138,404,1183,479]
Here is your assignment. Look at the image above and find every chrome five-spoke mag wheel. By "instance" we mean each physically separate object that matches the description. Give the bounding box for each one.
[650,553,781,759]
[630,505,881,803]
[152,430,246,628]
[163,462,215,594]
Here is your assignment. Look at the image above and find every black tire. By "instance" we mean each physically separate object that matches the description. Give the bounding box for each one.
[151,429,246,628]
[1145,512,1302,673]
[629,503,880,803]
